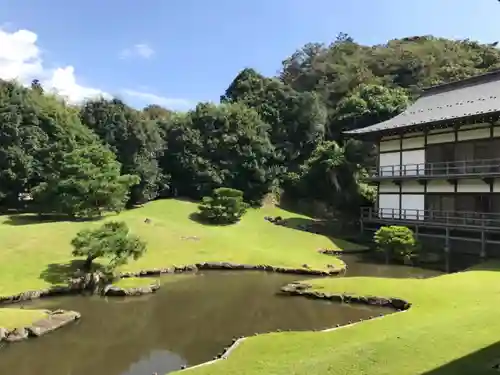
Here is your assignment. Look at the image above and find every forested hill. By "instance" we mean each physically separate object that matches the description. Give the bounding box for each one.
[282,34,500,135]
[2,34,500,218]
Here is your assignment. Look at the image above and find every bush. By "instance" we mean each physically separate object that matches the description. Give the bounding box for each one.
[374,225,418,263]
[198,187,249,224]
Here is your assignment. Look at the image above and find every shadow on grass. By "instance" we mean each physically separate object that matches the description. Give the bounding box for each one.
[339,247,483,274]
[40,260,107,285]
[3,214,102,226]
[420,340,500,375]
[274,216,371,247]
[188,212,234,227]
[275,217,483,273]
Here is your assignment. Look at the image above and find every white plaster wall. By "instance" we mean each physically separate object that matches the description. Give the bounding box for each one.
[379,139,400,152]
[427,180,454,193]
[493,127,500,137]
[378,194,400,218]
[493,180,500,192]
[379,152,400,176]
[401,194,425,220]
[381,135,400,141]
[460,123,489,131]
[379,182,400,193]
[457,179,490,193]
[402,135,425,149]
[401,149,425,175]
[401,181,424,193]
[457,128,490,141]
[427,132,454,144]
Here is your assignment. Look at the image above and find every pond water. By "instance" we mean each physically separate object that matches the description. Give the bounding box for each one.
[0,255,442,375]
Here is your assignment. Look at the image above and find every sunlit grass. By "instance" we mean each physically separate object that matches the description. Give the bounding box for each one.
[0,308,49,330]
[182,263,500,375]
[0,199,361,297]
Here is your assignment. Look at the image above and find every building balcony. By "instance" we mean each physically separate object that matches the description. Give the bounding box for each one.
[367,158,500,182]
[361,207,500,230]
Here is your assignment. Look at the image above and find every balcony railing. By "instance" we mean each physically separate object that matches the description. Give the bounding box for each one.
[368,158,500,179]
[361,207,500,228]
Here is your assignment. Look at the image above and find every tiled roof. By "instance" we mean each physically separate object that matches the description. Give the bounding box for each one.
[344,70,500,135]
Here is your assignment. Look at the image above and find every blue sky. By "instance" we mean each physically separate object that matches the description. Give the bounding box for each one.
[1,0,499,110]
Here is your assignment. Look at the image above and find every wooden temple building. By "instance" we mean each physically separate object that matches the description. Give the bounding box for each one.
[345,70,500,259]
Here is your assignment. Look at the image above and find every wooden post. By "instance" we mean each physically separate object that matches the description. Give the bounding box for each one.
[480,231,486,259]
[444,227,450,273]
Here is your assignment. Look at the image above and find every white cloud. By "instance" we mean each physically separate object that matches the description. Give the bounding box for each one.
[122,89,194,110]
[0,28,108,103]
[120,43,155,60]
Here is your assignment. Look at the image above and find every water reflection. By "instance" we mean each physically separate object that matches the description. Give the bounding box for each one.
[122,350,186,375]
[341,254,444,278]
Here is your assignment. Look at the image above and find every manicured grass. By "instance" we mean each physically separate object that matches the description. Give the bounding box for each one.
[113,274,197,289]
[112,277,157,289]
[0,199,361,297]
[181,262,500,375]
[0,308,48,330]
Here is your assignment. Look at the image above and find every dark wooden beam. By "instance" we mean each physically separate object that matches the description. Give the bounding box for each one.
[417,179,427,186]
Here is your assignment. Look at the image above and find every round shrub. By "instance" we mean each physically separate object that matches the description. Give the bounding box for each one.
[373,225,418,263]
[197,188,249,224]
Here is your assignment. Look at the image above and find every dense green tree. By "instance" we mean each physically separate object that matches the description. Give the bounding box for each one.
[80,98,165,206]
[71,221,147,272]
[334,84,410,135]
[281,34,500,137]
[222,68,326,169]
[32,143,139,218]
[287,140,374,217]
[142,104,173,121]
[3,34,500,220]
[0,80,43,205]
[0,80,99,208]
[160,102,277,203]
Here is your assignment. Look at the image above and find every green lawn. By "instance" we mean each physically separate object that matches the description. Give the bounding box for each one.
[0,309,49,330]
[113,274,198,289]
[0,199,361,298]
[181,262,500,375]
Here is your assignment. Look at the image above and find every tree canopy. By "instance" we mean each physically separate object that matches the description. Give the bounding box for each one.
[2,34,499,218]
[71,221,147,271]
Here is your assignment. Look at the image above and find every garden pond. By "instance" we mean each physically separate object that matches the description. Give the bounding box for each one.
[0,254,448,375]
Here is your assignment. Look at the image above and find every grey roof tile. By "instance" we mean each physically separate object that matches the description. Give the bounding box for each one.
[344,70,500,135]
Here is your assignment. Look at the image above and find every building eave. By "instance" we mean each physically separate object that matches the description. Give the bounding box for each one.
[344,112,500,140]
[343,69,500,139]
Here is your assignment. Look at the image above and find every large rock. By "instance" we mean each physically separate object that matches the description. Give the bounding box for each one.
[27,310,81,338]
[5,327,28,342]
[0,327,7,342]
[102,281,160,297]
[3,310,81,343]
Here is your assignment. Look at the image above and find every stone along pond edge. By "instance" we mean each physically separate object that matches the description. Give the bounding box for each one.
[183,282,411,372]
[0,261,346,305]
[0,261,346,344]
[3,259,406,349]
[0,310,81,343]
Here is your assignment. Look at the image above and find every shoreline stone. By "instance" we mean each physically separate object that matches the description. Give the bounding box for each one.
[0,261,345,306]
[0,310,80,344]
[280,282,411,311]
[102,281,160,297]
[120,261,344,279]
[318,249,370,256]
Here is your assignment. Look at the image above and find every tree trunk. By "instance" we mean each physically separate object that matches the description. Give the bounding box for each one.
[83,256,94,272]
